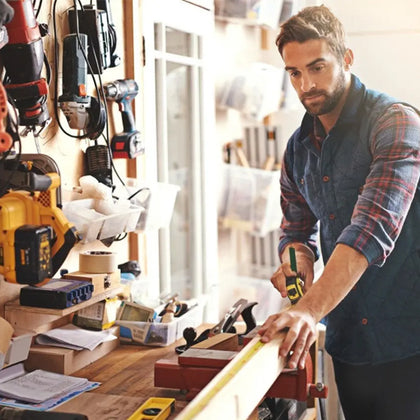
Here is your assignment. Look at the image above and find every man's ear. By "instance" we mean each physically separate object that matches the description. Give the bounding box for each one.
[344,49,354,70]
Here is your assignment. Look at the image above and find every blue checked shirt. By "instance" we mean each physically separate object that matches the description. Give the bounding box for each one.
[278,75,420,364]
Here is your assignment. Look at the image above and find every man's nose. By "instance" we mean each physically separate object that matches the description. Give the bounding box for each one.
[301,73,316,92]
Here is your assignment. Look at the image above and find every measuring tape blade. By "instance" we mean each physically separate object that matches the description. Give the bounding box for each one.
[175,333,286,420]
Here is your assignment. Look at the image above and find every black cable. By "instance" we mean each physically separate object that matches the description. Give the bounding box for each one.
[0,93,22,197]
[52,0,107,141]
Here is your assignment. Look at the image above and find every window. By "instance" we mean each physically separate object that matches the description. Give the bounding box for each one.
[142,0,218,317]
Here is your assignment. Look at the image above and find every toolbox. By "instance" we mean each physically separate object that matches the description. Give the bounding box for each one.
[20,278,94,309]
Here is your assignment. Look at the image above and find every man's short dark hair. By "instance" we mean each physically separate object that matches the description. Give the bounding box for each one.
[276,5,347,60]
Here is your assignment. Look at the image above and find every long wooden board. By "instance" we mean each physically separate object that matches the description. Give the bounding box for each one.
[176,332,286,420]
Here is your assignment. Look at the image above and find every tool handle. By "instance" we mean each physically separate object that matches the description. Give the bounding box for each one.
[289,246,297,272]
[286,247,304,305]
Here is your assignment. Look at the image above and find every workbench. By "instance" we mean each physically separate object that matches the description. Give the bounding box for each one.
[52,327,317,420]
[52,338,189,419]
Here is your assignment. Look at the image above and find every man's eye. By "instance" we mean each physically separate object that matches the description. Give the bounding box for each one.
[289,71,299,78]
[311,65,324,72]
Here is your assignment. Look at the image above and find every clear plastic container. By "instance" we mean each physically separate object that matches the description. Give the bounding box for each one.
[124,179,180,232]
[218,164,282,236]
[116,303,203,346]
[62,199,142,243]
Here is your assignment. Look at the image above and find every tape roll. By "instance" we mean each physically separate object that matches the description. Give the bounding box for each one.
[79,251,117,273]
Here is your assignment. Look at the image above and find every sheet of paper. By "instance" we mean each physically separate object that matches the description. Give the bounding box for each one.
[0,369,88,403]
[36,324,117,351]
[0,380,100,411]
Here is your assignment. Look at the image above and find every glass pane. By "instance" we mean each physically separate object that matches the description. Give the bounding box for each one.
[165,62,193,298]
[166,27,192,57]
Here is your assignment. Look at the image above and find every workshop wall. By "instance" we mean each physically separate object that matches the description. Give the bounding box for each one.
[0,0,143,315]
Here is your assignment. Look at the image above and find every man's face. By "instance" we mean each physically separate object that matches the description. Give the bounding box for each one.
[283,39,349,116]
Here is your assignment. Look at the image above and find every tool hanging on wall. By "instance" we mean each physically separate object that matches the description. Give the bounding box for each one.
[1,0,51,136]
[96,0,121,68]
[57,33,106,140]
[68,2,112,75]
[104,79,144,159]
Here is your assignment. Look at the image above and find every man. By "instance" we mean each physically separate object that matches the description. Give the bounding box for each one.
[258,5,420,420]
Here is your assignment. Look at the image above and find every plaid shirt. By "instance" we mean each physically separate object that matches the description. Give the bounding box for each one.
[278,75,420,364]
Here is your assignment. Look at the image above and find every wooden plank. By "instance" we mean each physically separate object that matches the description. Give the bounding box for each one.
[176,332,286,420]
[299,408,317,420]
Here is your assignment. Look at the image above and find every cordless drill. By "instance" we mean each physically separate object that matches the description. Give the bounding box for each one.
[104,79,144,159]
[1,0,50,134]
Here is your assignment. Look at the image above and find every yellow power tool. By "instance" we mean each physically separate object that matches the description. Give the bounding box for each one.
[0,171,79,285]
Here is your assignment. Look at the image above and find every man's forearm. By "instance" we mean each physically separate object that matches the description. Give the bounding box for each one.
[297,243,369,322]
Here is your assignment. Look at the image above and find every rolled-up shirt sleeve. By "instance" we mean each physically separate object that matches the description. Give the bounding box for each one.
[337,104,420,266]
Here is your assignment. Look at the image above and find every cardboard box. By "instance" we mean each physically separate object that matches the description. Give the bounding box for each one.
[63,271,121,296]
[25,325,120,375]
[73,297,121,330]
[116,303,203,347]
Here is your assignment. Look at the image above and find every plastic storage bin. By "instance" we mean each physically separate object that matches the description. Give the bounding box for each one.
[124,179,180,232]
[62,199,142,243]
[116,303,203,346]
[218,163,282,237]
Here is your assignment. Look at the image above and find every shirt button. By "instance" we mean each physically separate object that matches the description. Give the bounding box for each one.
[362,318,368,325]
[322,175,330,182]
[300,178,304,184]
[329,213,335,220]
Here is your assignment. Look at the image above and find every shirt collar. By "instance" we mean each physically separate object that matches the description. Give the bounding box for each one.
[299,74,366,141]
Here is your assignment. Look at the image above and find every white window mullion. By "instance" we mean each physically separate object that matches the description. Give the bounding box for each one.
[155,24,171,295]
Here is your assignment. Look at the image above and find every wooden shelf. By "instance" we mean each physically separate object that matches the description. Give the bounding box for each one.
[5,285,124,316]
[5,286,124,335]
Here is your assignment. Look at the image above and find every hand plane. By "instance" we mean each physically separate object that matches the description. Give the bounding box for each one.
[175,298,257,354]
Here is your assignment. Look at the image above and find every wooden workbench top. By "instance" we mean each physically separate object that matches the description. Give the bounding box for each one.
[54,338,190,419]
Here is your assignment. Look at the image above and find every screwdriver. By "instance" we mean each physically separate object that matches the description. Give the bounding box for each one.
[286,246,304,304]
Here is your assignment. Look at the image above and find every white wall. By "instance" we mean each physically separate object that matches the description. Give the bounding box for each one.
[328,0,420,107]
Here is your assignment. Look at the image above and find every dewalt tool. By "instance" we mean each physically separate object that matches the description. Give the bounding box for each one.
[0,161,79,285]
[104,79,144,159]
[286,246,304,304]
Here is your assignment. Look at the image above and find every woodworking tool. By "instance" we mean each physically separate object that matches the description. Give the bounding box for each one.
[286,246,304,304]
[175,298,257,353]
[127,397,175,420]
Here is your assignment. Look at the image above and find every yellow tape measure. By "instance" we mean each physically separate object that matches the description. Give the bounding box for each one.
[178,338,266,420]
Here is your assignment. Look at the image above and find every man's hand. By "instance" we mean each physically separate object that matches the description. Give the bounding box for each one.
[271,243,315,298]
[258,306,317,369]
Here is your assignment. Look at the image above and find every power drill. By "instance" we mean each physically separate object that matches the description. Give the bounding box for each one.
[104,79,144,159]
[0,0,50,135]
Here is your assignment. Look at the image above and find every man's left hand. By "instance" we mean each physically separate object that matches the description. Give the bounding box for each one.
[258,307,317,370]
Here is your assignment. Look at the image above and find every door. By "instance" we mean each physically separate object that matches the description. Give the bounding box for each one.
[142,0,218,318]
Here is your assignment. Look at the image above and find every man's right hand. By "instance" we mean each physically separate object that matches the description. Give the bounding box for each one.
[271,243,315,298]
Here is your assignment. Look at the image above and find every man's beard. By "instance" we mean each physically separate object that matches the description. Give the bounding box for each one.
[300,70,346,116]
